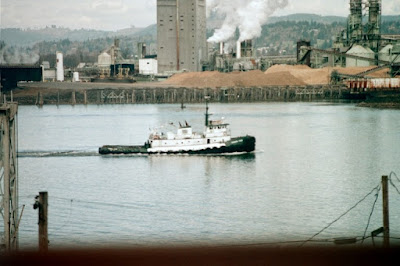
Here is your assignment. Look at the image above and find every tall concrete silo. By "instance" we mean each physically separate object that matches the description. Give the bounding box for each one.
[56,52,64,82]
[157,0,207,73]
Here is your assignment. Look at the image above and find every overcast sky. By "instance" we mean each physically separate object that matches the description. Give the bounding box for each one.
[1,0,399,31]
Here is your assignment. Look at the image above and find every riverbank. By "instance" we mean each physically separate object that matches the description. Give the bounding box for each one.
[357,102,400,109]
[357,92,400,109]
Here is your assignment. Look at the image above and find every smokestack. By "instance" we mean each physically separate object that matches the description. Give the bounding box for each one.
[220,42,224,55]
[56,52,64,82]
[137,43,147,59]
[236,41,241,59]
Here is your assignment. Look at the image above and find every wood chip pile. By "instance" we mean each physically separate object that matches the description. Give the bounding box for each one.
[161,64,391,88]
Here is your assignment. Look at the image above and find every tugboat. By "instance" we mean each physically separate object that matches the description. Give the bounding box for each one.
[98,98,256,155]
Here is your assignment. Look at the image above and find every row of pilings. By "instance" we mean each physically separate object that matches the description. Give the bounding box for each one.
[15,85,348,105]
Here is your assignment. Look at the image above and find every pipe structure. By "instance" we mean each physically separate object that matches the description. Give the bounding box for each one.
[368,0,382,53]
[348,0,363,44]
[368,0,381,37]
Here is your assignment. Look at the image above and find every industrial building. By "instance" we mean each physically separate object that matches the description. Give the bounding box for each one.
[298,0,400,76]
[91,39,136,82]
[0,65,43,91]
[157,0,208,73]
[206,40,258,72]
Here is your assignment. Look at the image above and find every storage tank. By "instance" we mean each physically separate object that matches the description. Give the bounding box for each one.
[379,44,400,64]
[56,52,64,81]
[139,59,158,75]
[72,72,80,82]
[346,45,374,67]
[98,52,112,67]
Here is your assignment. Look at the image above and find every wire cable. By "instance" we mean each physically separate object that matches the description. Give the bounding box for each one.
[210,235,373,248]
[389,172,400,195]
[50,198,73,232]
[390,171,400,183]
[389,178,400,195]
[300,184,381,247]
[361,185,381,244]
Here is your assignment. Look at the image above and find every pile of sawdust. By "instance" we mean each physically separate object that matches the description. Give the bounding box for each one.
[161,64,391,88]
[163,69,306,87]
[265,65,330,85]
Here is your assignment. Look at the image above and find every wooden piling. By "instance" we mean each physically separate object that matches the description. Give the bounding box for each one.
[71,91,76,105]
[97,91,101,104]
[38,192,48,253]
[36,91,44,107]
[382,175,390,248]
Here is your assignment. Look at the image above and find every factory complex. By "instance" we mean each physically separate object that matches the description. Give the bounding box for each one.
[1,0,399,102]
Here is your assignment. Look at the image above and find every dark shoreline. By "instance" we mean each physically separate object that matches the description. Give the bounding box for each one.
[6,82,348,105]
[357,93,400,109]
[357,102,400,109]
[3,82,400,109]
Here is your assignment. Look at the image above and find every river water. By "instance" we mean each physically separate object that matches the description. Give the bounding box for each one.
[16,102,400,249]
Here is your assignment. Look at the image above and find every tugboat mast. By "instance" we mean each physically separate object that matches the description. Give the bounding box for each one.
[205,96,210,126]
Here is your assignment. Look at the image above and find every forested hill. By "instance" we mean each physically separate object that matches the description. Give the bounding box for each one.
[2,14,399,47]
[1,14,399,67]
[0,25,150,47]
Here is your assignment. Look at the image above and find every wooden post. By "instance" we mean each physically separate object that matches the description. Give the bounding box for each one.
[83,90,87,105]
[40,92,44,106]
[36,92,44,107]
[37,192,48,252]
[382,175,390,248]
[2,109,11,251]
[71,91,76,105]
[1,103,19,251]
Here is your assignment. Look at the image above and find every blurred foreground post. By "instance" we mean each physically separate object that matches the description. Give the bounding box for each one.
[382,175,389,248]
[34,192,48,252]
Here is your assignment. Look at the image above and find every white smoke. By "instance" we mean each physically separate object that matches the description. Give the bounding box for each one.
[0,45,40,65]
[207,0,289,43]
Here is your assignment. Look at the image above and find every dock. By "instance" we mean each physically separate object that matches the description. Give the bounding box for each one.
[10,82,347,105]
